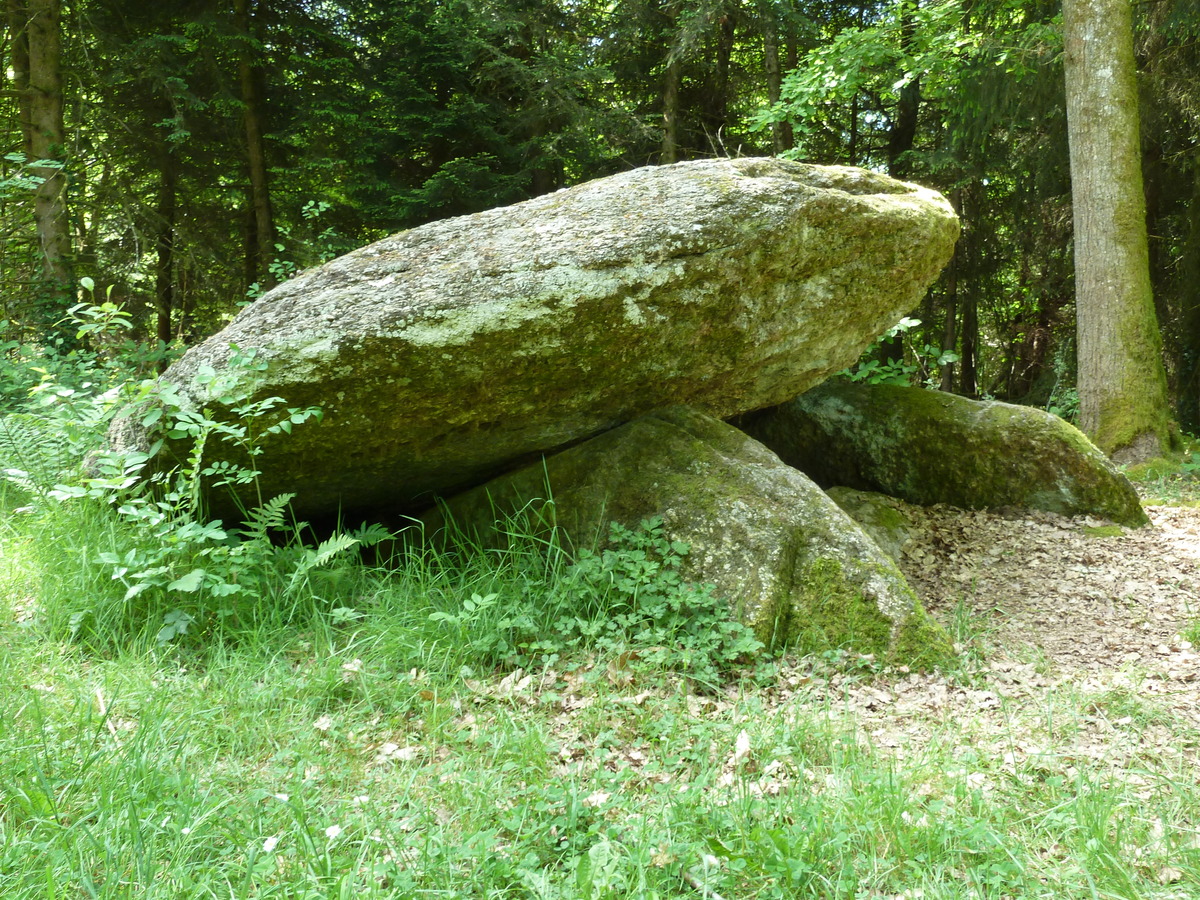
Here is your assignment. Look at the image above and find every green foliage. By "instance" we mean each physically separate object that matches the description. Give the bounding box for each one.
[0,413,74,501]
[428,516,763,687]
[841,317,959,388]
[247,200,348,300]
[755,2,974,160]
[1123,439,1200,506]
[2,302,384,646]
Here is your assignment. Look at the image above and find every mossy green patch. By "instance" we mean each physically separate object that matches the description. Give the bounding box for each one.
[742,381,1149,528]
[889,602,956,671]
[1082,525,1125,538]
[784,555,953,671]
[788,557,892,658]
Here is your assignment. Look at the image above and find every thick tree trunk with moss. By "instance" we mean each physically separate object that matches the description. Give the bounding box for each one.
[1063,0,1173,463]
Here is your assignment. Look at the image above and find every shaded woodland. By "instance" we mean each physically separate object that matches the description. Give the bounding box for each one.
[3,0,1200,432]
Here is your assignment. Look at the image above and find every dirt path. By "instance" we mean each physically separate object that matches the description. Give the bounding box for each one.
[762,502,1200,774]
[905,504,1200,682]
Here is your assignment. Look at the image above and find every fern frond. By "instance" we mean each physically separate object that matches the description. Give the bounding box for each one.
[308,533,360,570]
[0,413,75,493]
[286,532,360,592]
[240,492,296,541]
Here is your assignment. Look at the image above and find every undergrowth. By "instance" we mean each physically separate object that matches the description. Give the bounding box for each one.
[1124,441,1200,506]
[5,308,1200,897]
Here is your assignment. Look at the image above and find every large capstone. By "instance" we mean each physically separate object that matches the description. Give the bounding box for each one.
[422,407,953,668]
[124,158,958,518]
[738,381,1149,528]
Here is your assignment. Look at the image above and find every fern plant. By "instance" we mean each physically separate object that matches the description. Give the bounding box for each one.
[0,412,74,500]
[4,303,387,645]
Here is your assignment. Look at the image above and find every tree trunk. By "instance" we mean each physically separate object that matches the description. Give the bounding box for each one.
[1177,152,1200,434]
[155,140,177,352]
[760,2,786,155]
[780,5,796,152]
[1063,0,1173,462]
[886,1,921,180]
[235,0,275,289]
[8,0,32,159]
[960,289,978,397]
[661,54,681,163]
[26,0,70,294]
[705,6,734,155]
[940,247,958,392]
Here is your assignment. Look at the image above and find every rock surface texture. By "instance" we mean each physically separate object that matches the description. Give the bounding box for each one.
[423,407,953,667]
[738,381,1149,528]
[825,486,921,561]
[134,158,958,518]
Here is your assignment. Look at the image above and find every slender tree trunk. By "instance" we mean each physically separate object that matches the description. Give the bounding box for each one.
[849,93,858,166]
[661,54,681,163]
[8,0,32,159]
[155,141,177,352]
[780,6,796,152]
[940,248,958,392]
[706,6,734,154]
[886,1,921,179]
[235,0,275,289]
[960,294,978,397]
[1063,0,1173,462]
[1177,152,1200,434]
[26,0,70,294]
[760,3,786,155]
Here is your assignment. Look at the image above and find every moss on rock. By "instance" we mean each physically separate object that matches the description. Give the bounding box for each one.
[424,407,952,669]
[738,381,1149,528]
[824,486,918,560]
[889,602,957,671]
[121,158,958,521]
[788,558,892,657]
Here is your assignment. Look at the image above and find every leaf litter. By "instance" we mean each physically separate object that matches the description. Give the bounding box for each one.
[487,501,1200,809]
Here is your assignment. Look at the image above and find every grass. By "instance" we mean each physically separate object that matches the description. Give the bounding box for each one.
[4,487,1200,899]
[1124,438,1200,506]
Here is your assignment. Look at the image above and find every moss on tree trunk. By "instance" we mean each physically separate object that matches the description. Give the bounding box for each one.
[1063,0,1174,463]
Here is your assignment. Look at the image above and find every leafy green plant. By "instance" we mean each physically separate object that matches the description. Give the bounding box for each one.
[841,317,959,388]
[1046,386,1080,422]
[66,350,387,643]
[429,516,763,686]
[3,301,386,645]
[247,200,345,300]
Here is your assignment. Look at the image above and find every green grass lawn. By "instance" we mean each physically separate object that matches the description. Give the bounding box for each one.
[4,480,1200,900]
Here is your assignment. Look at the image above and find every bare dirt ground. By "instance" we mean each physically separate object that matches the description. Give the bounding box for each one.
[763,498,1200,778]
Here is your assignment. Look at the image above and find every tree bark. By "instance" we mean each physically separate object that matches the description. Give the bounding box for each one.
[705,5,735,154]
[760,2,786,155]
[155,138,177,351]
[660,0,682,165]
[661,55,681,164]
[940,247,958,393]
[886,1,921,179]
[780,4,796,152]
[1177,151,1200,434]
[7,0,32,159]
[25,0,70,294]
[235,0,275,289]
[1063,0,1173,462]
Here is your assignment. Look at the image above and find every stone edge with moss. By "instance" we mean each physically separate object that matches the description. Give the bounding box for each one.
[424,406,955,671]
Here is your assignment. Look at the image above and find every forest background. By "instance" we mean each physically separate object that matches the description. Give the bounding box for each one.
[4,0,1200,434]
